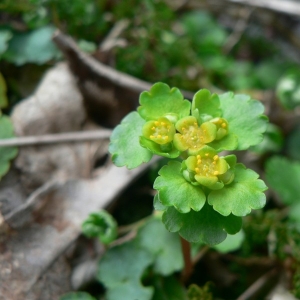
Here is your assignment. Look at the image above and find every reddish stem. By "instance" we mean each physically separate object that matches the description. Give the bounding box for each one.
[180,237,193,283]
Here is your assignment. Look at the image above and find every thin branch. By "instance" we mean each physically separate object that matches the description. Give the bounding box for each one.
[237,268,279,300]
[52,30,194,100]
[0,130,112,147]
[192,246,209,265]
[223,7,254,54]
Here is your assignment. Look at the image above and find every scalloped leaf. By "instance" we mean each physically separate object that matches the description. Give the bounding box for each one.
[109,112,152,169]
[162,203,242,245]
[154,161,206,213]
[208,164,267,216]
[136,218,183,276]
[138,82,191,121]
[97,241,154,300]
[265,156,300,205]
[0,115,18,180]
[153,193,168,211]
[219,92,268,150]
[192,89,222,120]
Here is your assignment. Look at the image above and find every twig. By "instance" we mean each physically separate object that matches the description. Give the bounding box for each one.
[227,0,300,17]
[192,245,209,265]
[52,30,194,99]
[0,130,112,147]
[223,7,254,54]
[100,19,129,52]
[237,268,279,300]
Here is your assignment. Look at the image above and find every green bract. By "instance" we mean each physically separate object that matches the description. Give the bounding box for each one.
[109,82,268,244]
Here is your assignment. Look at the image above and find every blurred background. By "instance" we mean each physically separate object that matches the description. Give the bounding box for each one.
[2,1,300,300]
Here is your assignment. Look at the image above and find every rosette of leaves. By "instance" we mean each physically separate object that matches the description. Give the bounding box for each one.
[109,82,268,245]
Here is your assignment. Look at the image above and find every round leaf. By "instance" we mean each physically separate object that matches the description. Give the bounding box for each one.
[138,82,191,121]
[219,92,268,150]
[162,203,242,245]
[154,161,206,213]
[109,111,153,169]
[97,241,154,300]
[136,218,183,276]
[3,26,60,65]
[208,164,267,216]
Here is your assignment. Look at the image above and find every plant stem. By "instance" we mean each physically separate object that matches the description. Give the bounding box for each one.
[180,236,193,283]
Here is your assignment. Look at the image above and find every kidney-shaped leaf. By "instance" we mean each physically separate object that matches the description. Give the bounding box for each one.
[109,111,152,169]
[162,203,242,245]
[219,92,268,150]
[208,164,267,216]
[154,161,206,213]
[138,82,191,121]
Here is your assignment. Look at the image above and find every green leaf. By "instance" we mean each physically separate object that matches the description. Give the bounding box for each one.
[154,161,206,213]
[265,156,300,206]
[208,164,267,216]
[97,241,154,300]
[109,111,153,169]
[3,26,60,65]
[219,92,268,150]
[0,115,18,180]
[192,89,222,120]
[162,203,242,245]
[0,73,8,109]
[138,82,191,121]
[60,292,96,300]
[153,193,168,211]
[82,210,118,245]
[0,29,12,55]
[136,218,183,276]
[213,230,245,253]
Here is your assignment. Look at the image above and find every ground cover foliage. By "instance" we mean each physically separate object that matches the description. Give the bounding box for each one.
[2,0,300,299]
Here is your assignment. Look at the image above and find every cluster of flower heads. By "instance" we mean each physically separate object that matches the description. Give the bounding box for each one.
[138,84,240,190]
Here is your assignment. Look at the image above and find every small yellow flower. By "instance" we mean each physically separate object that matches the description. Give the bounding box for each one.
[142,117,175,145]
[185,146,228,190]
[173,116,217,155]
